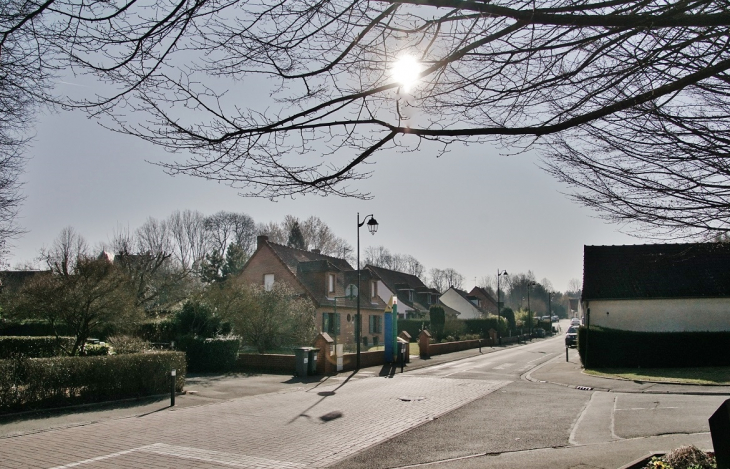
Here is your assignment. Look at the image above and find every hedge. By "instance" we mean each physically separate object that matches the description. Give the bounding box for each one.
[398,320,430,341]
[0,320,117,340]
[0,336,76,358]
[577,327,730,368]
[176,336,240,373]
[0,352,186,414]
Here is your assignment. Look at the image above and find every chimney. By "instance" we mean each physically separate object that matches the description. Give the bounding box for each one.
[311,249,321,255]
[257,235,269,249]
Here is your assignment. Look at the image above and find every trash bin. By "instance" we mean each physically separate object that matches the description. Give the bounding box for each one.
[293,347,311,377]
[307,348,319,375]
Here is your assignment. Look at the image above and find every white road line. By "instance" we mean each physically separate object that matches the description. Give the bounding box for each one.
[48,445,158,469]
[494,362,515,370]
[48,443,307,469]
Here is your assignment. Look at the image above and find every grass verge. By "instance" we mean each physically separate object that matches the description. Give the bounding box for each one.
[584,367,730,385]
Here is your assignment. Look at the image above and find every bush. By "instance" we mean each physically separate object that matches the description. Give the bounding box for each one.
[398,319,430,340]
[137,320,177,343]
[0,320,71,337]
[463,318,505,337]
[429,306,445,340]
[81,344,111,356]
[0,336,76,358]
[578,327,730,368]
[107,335,151,354]
[0,352,186,414]
[173,301,231,339]
[176,336,240,373]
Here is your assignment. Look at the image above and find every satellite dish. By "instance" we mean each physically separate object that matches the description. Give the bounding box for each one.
[345,284,358,299]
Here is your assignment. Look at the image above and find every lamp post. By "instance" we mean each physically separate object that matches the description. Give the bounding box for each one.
[357,213,378,369]
[527,281,536,340]
[496,269,508,344]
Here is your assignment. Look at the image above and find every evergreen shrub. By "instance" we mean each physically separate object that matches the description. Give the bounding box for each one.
[0,336,75,358]
[176,336,240,373]
[0,352,185,414]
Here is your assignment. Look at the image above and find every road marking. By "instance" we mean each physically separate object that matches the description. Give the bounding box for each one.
[494,363,515,370]
[48,443,307,469]
[616,407,679,411]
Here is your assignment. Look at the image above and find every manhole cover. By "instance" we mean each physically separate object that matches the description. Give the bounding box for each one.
[398,396,426,402]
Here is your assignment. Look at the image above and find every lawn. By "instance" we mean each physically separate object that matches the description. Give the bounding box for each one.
[584,367,730,385]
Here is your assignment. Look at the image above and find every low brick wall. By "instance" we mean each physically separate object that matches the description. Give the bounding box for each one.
[236,353,296,373]
[427,339,482,356]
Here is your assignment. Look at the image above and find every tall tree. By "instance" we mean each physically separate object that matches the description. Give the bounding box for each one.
[287,221,306,250]
[168,210,208,271]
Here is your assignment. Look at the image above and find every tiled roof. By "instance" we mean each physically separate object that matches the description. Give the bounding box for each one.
[365,265,431,310]
[268,242,354,273]
[582,243,730,300]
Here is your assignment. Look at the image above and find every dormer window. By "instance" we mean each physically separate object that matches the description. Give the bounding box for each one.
[371,280,378,299]
[327,273,335,295]
[408,290,414,302]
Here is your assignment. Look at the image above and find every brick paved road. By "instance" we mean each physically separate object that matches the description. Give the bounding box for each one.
[0,374,509,468]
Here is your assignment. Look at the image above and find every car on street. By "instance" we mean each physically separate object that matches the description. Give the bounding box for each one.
[551,315,559,322]
[565,326,578,347]
[570,318,581,327]
[532,328,546,338]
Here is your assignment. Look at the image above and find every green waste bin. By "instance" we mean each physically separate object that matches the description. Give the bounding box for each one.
[293,347,311,377]
[307,348,320,375]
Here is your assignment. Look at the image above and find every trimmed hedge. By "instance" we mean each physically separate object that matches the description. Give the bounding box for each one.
[463,318,505,337]
[0,320,117,339]
[398,320,430,341]
[176,336,240,373]
[0,336,76,358]
[578,327,730,368]
[0,352,186,414]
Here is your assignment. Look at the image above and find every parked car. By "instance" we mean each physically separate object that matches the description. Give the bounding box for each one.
[570,318,581,327]
[565,326,578,347]
[541,316,550,322]
[532,328,546,338]
[551,315,559,322]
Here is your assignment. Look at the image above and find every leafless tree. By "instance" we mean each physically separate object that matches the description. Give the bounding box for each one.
[40,226,88,276]
[204,211,257,257]
[6,0,730,237]
[169,210,207,271]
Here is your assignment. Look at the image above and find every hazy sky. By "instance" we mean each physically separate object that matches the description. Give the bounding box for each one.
[9,93,639,293]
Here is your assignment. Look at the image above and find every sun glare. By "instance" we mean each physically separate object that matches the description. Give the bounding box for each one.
[391,55,422,92]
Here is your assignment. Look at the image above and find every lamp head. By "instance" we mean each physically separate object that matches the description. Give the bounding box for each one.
[367,217,379,234]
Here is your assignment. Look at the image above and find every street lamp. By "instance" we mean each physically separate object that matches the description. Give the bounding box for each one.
[496,269,508,345]
[527,281,536,340]
[357,213,378,369]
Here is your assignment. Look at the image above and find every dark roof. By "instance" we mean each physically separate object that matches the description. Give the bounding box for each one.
[268,241,354,273]
[0,270,52,291]
[365,265,432,311]
[582,243,730,300]
[469,287,498,306]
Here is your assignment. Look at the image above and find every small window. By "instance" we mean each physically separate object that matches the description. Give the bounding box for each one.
[369,314,382,334]
[328,273,335,295]
[408,290,414,302]
[264,273,275,291]
[371,281,378,299]
[322,312,341,335]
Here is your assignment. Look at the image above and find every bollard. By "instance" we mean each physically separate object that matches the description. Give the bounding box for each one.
[566,347,569,362]
[170,369,176,406]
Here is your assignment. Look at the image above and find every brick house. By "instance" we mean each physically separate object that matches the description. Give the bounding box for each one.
[467,287,498,315]
[363,265,438,319]
[238,236,387,347]
[582,243,730,332]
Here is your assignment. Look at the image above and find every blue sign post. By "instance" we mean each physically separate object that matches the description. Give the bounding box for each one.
[384,296,399,363]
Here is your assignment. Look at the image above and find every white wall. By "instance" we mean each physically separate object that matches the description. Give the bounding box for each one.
[439,289,482,319]
[583,298,730,332]
[375,280,414,314]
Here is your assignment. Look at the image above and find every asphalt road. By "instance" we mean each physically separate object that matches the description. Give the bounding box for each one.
[335,320,723,469]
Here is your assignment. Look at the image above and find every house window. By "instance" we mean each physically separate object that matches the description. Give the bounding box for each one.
[322,313,340,335]
[369,314,382,334]
[371,281,378,299]
[408,290,414,302]
[264,273,275,291]
[328,273,335,295]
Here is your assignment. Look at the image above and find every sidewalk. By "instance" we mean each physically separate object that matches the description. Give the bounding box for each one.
[526,349,730,395]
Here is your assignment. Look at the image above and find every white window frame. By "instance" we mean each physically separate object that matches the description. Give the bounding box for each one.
[264,273,275,291]
[327,273,335,295]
